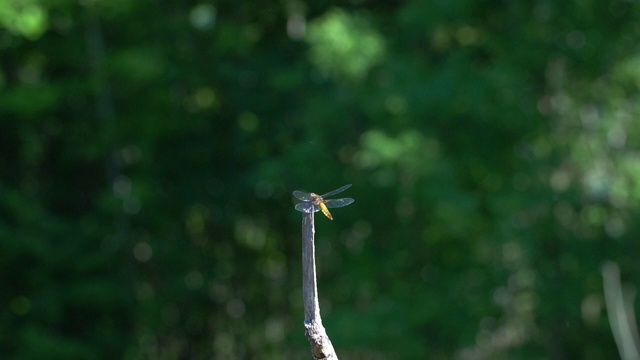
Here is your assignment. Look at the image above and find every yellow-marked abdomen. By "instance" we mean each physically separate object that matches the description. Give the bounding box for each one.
[319,202,333,220]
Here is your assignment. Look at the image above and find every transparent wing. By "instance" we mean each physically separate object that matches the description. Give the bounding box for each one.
[292,190,312,201]
[295,203,320,213]
[320,184,352,198]
[324,198,354,209]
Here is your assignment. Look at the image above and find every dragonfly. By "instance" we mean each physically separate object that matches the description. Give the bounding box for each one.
[293,184,354,220]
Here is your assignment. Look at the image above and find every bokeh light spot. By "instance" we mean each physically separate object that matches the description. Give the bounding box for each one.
[226,298,246,318]
[238,112,259,132]
[306,9,385,81]
[133,242,153,262]
[189,4,217,30]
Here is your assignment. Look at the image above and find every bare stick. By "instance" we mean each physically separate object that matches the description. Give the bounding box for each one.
[301,211,338,360]
[602,261,640,360]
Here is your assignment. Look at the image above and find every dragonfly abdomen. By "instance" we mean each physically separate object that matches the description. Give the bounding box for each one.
[319,202,333,220]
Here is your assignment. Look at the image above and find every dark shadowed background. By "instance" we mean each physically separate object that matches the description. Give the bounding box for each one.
[2,0,640,359]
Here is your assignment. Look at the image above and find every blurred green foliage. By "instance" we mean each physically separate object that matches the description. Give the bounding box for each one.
[1,0,640,359]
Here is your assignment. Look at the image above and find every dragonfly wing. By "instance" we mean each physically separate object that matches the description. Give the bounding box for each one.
[295,203,320,213]
[292,190,312,201]
[320,184,352,198]
[324,197,354,209]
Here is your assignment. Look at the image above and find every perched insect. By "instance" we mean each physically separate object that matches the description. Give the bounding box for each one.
[293,184,354,220]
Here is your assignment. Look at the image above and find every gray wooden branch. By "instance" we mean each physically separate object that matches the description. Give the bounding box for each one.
[301,211,338,360]
[603,261,640,360]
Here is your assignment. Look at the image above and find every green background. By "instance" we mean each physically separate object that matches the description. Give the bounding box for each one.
[2,0,640,358]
